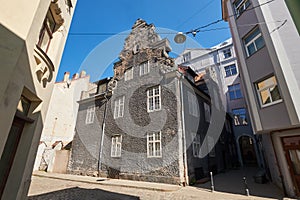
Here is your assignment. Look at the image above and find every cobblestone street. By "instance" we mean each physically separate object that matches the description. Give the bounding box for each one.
[28,169,287,200]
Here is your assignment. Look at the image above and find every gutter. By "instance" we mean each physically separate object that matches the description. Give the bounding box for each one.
[178,73,189,185]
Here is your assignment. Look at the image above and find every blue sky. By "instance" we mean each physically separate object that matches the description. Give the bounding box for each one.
[58,0,231,82]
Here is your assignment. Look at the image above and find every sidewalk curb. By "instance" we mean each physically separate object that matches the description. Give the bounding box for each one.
[32,172,181,192]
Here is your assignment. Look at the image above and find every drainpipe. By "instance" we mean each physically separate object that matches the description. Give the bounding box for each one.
[98,91,109,176]
[179,74,189,186]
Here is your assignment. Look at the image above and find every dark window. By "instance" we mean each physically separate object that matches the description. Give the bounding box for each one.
[37,10,56,52]
[232,108,248,125]
[224,64,237,77]
[223,49,232,59]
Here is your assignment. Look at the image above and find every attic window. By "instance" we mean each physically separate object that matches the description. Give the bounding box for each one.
[183,52,191,62]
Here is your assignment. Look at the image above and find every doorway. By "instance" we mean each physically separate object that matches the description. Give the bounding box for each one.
[0,117,25,197]
[282,136,300,196]
[239,136,257,166]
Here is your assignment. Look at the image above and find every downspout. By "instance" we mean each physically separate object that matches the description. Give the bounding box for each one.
[98,92,108,176]
[179,74,189,186]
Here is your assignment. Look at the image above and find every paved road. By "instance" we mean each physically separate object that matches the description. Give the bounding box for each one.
[28,175,285,200]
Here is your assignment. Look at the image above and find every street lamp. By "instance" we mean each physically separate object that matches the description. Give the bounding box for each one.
[174,32,186,44]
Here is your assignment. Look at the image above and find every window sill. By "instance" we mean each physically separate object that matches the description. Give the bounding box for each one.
[147,109,162,113]
[147,156,162,158]
[260,99,283,109]
[245,45,265,59]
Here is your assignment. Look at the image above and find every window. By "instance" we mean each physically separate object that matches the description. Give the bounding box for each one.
[244,27,265,57]
[223,49,232,59]
[111,135,122,157]
[204,102,211,123]
[147,86,161,112]
[183,52,191,62]
[232,108,248,126]
[192,133,201,158]
[188,91,199,117]
[114,96,125,118]
[228,84,242,100]
[124,67,133,81]
[224,64,237,77]
[139,61,150,76]
[38,10,56,52]
[147,132,162,157]
[256,76,282,106]
[86,106,95,124]
[234,0,251,17]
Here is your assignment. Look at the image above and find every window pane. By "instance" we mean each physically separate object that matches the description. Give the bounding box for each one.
[149,144,153,156]
[255,36,265,50]
[247,43,256,56]
[236,90,242,98]
[260,90,271,105]
[155,132,160,140]
[149,98,154,110]
[149,89,153,97]
[155,142,161,156]
[245,28,259,44]
[119,104,124,117]
[148,135,153,141]
[270,85,281,101]
[229,91,235,100]
[154,96,160,109]
[154,87,159,95]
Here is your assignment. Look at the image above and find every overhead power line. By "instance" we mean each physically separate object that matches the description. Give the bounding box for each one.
[185,0,275,35]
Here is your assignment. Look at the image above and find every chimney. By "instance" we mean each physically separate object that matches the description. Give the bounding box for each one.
[80,70,86,78]
[63,72,70,82]
[72,73,79,80]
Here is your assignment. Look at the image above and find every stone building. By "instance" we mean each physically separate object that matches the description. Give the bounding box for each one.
[68,19,237,185]
[222,0,300,197]
[176,38,264,168]
[0,0,76,199]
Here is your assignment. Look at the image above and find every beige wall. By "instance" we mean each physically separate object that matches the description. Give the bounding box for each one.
[0,0,77,199]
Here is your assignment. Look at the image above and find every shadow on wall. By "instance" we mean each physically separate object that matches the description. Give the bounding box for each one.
[195,167,284,199]
[28,187,140,200]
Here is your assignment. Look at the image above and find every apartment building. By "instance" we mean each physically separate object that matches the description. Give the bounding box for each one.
[222,0,300,197]
[0,0,76,199]
[176,39,263,168]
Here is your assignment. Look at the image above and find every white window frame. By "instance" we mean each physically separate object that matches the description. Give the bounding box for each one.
[244,27,265,57]
[223,48,232,59]
[85,105,95,124]
[139,61,150,76]
[111,135,122,157]
[192,133,201,158]
[147,132,162,158]
[147,86,161,112]
[114,96,125,119]
[256,76,282,107]
[204,102,211,123]
[124,67,133,81]
[224,64,237,77]
[234,0,251,17]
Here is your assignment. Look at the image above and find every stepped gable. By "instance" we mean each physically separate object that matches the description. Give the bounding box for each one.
[113,19,174,80]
